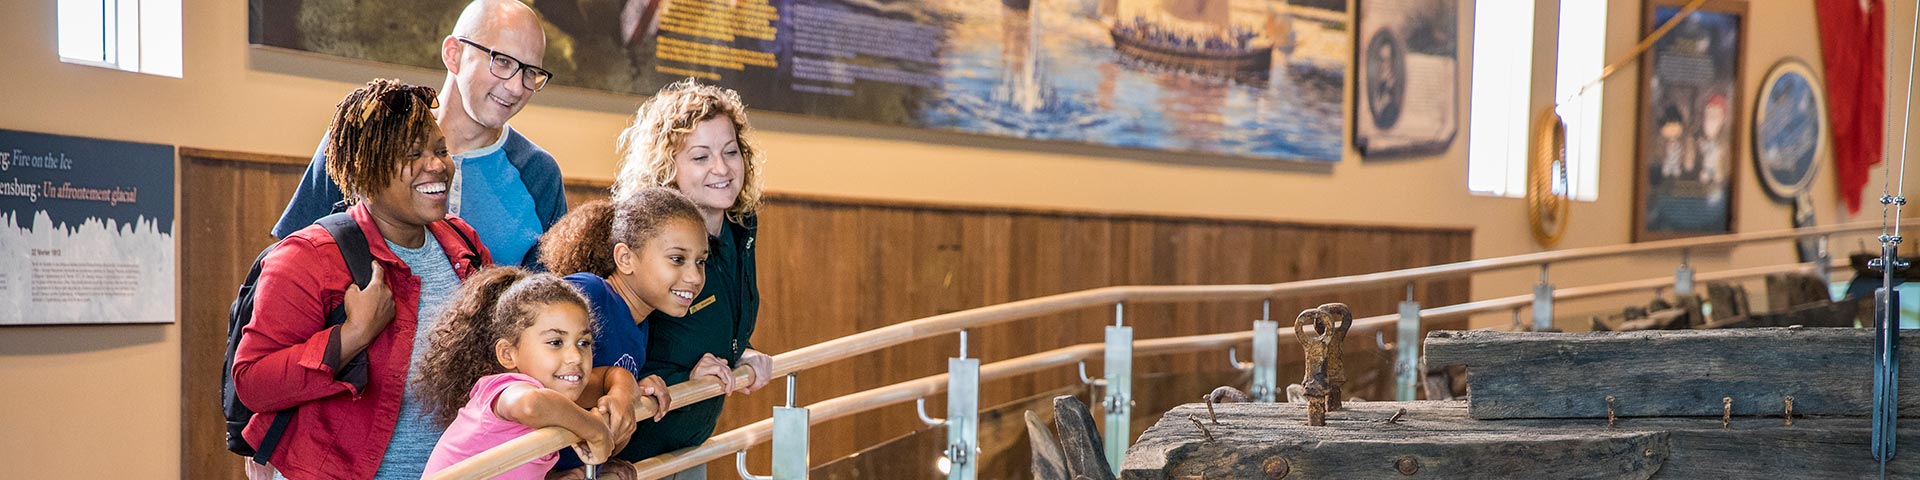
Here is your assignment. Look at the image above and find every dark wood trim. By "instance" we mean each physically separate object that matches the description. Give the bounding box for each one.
[178,147,314,167]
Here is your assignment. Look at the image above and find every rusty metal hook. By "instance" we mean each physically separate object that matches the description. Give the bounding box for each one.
[1785,396,1795,427]
[1607,395,1617,428]
[1319,304,1353,410]
[1722,397,1733,429]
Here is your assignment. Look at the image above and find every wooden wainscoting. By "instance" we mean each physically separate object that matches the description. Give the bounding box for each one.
[179,149,318,480]
[182,148,1472,479]
[574,182,1475,475]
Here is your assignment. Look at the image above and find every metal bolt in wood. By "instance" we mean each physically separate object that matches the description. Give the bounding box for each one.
[1262,456,1290,479]
[1395,456,1420,476]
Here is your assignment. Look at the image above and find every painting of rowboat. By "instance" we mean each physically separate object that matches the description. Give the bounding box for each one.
[251,0,1349,162]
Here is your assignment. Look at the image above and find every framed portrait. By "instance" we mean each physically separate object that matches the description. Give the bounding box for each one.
[1352,0,1463,158]
[1634,0,1746,242]
[1752,58,1827,200]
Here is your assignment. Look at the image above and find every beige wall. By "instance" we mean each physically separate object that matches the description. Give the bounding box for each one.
[3,0,1918,478]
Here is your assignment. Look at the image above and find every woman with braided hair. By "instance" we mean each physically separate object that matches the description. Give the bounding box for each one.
[233,78,495,479]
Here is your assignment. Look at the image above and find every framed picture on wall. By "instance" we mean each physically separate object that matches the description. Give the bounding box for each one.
[0,129,176,325]
[1633,0,1746,242]
[1752,58,1827,200]
[1352,0,1464,158]
[250,0,1353,164]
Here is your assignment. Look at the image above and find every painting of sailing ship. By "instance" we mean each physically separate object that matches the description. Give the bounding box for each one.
[250,0,1348,162]
[922,0,1349,161]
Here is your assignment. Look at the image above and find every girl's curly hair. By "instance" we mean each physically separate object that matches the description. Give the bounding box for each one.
[540,187,704,277]
[413,266,592,427]
[539,200,618,278]
[611,78,765,223]
[325,78,440,201]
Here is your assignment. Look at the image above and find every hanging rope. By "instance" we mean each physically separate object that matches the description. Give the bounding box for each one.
[1528,0,1712,247]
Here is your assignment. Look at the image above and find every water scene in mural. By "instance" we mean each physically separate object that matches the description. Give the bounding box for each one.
[921,0,1349,161]
[252,0,1349,162]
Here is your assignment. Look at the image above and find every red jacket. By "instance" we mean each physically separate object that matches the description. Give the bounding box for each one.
[233,204,491,480]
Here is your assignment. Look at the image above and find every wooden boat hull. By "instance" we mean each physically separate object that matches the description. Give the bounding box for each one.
[1109,31,1272,74]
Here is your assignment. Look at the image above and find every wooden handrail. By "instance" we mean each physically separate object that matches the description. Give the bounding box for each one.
[628,334,1258,476]
[422,368,755,480]
[1348,260,1837,336]
[625,260,1849,478]
[769,222,1881,378]
[432,222,1879,479]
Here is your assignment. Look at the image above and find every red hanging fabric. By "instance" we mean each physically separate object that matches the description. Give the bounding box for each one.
[1816,0,1885,214]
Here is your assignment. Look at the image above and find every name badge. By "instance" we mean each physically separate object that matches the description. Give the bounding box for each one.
[691,295,717,314]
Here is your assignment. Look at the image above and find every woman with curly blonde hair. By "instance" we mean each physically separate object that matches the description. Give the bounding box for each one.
[605,79,772,475]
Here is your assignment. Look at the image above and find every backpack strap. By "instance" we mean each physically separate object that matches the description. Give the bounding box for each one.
[231,245,281,464]
[440,218,481,266]
[245,212,374,465]
[315,212,373,391]
[317,213,374,290]
[319,213,480,285]
[251,411,296,465]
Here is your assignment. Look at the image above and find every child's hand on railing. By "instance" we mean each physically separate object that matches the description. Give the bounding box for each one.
[736,349,773,394]
[595,388,636,452]
[636,374,671,422]
[693,353,738,395]
[571,408,616,466]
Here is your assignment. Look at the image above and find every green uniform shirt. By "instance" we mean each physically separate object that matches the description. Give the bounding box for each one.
[620,216,759,461]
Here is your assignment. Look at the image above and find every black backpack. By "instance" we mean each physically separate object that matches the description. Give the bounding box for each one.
[219,211,477,464]
[220,212,374,464]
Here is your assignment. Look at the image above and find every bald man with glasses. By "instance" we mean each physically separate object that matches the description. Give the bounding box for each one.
[273,0,569,270]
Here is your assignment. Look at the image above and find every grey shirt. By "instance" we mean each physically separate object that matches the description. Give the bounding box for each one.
[372,231,462,480]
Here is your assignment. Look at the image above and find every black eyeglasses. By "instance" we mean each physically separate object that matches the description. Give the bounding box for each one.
[455,36,552,91]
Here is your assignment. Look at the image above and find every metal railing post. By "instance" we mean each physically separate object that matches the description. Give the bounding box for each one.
[1251,300,1278,402]
[738,374,808,480]
[1396,284,1420,401]
[1675,249,1695,296]
[1103,303,1133,475]
[1817,234,1834,292]
[946,330,979,480]
[1533,264,1555,331]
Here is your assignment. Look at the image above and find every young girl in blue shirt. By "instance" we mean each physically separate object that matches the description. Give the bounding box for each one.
[538,186,710,478]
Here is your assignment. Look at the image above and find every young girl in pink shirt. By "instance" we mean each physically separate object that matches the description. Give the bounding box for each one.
[416,267,624,478]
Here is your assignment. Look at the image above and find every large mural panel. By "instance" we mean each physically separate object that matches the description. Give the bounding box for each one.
[252,0,1349,162]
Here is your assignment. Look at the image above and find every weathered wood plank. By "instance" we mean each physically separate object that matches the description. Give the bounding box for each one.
[1054,396,1117,480]
[1122,401,1920,479]
[1423,328,1920,419]
[1027,411,1069,480]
